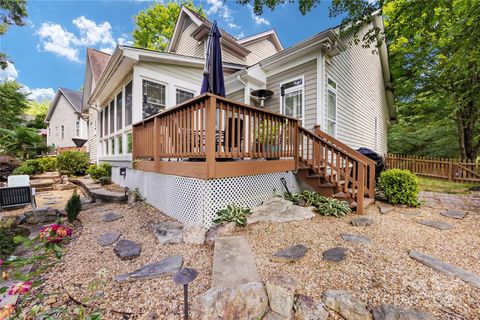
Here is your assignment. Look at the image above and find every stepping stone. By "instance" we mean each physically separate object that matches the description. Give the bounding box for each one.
[271,244,308,262]
[152,221,184,244]
[114,256,183,282]
[440,209,466,219]
[102,212,123,222]
[419,220,454,230]
[113,240,141,260]
[98,231,121,246]
[400,210,420,215]
[212,236,260,288]
[44,201,57,205]
[409,250,480,289]
[372,304,434,320]
[341,233,372,244]
[379,205,394,214]
[323,247,346,262]
[350,217,374,227]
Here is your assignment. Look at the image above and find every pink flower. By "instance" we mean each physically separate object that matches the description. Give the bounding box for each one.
[0,259,3,266]
[7,281,32,295]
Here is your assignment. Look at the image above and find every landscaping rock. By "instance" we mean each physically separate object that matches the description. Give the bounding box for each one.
[114,256,183,282]
[183,223,205,244]
[263,310,291,319]
[102,212,123,222]
[190,282,268,320]
[341,233,372,244]
[322,290,371,320]
[266,274,297,317]
[372,304,434,320]
[379,205,394,214]
[272,244,308,263]
[98,231,121,246]
[350,217,375,227]
[91,189,127,203]
[23,207,59,224]
[400,210,420,215]
[323,247,346,262]
[440,209,466,219]
[152,221,184,245]
[247,197,315,224]
[418,220,454,230]
[409,250,480,289]
[205,222,235,246]
[113,240,141,260]
[294,295,329,320]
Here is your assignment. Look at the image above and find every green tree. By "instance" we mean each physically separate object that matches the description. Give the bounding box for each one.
[25,100,50,129]
[0,80,29,130]
[133,1,206,52]
[0,126,47,159]
[0,0,28,69]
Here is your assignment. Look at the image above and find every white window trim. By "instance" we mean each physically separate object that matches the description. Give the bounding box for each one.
[175,86,196,105]
[325,75,338,137]
[142,77,168,115]
[279,75,305,126]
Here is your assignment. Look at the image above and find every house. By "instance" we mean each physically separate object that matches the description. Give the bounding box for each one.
[81,6,394,227]
[45,88,87,152]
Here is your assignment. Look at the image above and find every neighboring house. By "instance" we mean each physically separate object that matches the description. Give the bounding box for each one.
[45,88,87,151]
[80,6,394,227]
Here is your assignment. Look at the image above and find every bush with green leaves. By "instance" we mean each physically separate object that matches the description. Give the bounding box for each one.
[57,151,89,176]
[283,192,301,204]
[86,163,112,181]
[65,191,82,223]
[379,169,420,206]
[213,203,252,226]
[316,198,351,217]
[38,157,57,172]
[12,164,36,175]
[301,190,328,206]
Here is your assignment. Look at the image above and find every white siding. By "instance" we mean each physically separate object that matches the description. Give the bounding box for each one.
[244,39,279,66]
[88,107,98,162]
[47,95,87,148]
[325,25,389,155]
[227,89,244,103]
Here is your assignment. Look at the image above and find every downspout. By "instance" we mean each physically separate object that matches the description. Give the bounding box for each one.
[237,75,248,104]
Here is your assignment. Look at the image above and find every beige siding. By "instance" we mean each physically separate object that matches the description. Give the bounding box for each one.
[175,19,204,58]
[264,59,317,130]
[88,107,97,162]
[222,46,245,65]
[325,25,389,155]
[244,39,278,66]
[47,95,87,148]
[227,89,244,103]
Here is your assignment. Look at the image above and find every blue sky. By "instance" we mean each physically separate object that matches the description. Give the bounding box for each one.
[0,0,343,101]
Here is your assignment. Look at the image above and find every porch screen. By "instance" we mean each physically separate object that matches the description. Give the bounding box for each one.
[143,80,166,119]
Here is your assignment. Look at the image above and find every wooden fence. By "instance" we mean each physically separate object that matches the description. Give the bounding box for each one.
[385,154,480,183]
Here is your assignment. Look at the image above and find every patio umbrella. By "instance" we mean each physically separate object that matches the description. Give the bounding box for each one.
[200,21,225,97]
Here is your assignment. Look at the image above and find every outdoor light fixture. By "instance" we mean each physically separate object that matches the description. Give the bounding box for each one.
[173,267,198,320]
[280,177,291,197]
[251,89,274,107]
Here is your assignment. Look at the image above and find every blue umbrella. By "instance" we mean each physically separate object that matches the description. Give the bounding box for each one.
[200,21,225,97]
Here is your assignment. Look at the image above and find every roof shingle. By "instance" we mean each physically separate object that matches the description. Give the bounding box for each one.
[59,88,83,112]
[87,48,111,84]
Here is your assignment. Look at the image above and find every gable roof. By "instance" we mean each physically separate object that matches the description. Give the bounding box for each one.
[237,30,283,51]
[87,48,111,85]
[45,88,83,122]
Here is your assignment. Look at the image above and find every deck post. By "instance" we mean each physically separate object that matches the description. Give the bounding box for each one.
[153,117,159,164]
[206,95,217,178]
[293,119,300,170]
[357,163,365,214]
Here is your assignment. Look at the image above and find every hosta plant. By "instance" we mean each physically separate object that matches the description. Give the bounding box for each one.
[316,198,351,217]
[283,192,301,204]
[301,190,328,207]
[213,204,252,226]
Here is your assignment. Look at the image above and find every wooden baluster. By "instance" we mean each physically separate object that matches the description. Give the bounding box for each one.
[237,106,241,158]
[206,96,217,178]
[357,163,365,214]
[218,102,223,157]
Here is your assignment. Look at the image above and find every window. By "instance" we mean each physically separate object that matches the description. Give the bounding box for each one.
[116,92,123,130]
[326,77,337,137]
[176,88,194,104]
[61,125,64,139]
[99,110,103,138]
[125,81,132,126]
[76,121,80,136]
[118,135,123,155]
[110,138,115,156]
[104,106,109,137]
[143,79,166,119]
[105,140,109,155]
[127,132,132,153]
[109,100,114,134]
[280,77,304,123]
[48,127,51,136]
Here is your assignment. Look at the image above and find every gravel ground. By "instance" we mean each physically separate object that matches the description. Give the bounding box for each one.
[238,192,480,319]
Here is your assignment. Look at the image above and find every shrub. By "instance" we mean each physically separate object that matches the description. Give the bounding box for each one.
[38,157,57,172]
[213,203,252,226]
[0,155,21,180]
[12,164,36,176]
[0,228,16,258]
[65,191,82,223]
[283,192,300,204]
[379,169,420,206]
[98,176,111,185]
[23,159,41,173]
[316,198,351,217]
[301,190,328,206]
[86,163,112,181]
[57,151,89,176]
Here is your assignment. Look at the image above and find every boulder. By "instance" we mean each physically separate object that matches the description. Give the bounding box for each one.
[271,245,308,263]
[266,274,297,317]
[247,197,315,224]
[205,222,235,246]
[113,240,141,260]
[190,282,268,320]
[114,256,183,282]
[294,295,329,320]
[323,247,347,262]
[152,221,184,245]
[322,290,371,320]
[350,217,375,227]
[98,231,121,246]
[22,207,59,224]
[263,310,291,319]
[183,223,205,244]
[372,304,434,320]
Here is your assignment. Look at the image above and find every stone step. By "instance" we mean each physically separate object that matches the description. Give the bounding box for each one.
[212,236,260,289]
[34,186,54,193]
[91,189,127,203]
[30,172,61,180]
[30,179,55,188]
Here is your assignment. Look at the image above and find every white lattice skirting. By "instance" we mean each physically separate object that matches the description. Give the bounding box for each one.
[112,168,299,228]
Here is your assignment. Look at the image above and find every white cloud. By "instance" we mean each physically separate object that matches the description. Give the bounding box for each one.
[27,87,55,101]
[236,32,245,39]
[247,4,270,26]
[206,0,240,30]
[0,62,19,81]
[206,0,223,15]
[117,34,134,46]
[36,16,126,62]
